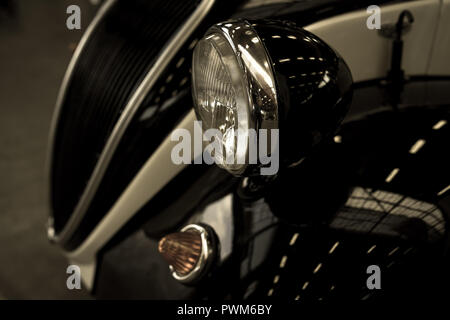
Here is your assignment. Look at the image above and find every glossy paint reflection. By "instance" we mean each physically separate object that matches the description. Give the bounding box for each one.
[188,81,450,300]
[250,20,353,166]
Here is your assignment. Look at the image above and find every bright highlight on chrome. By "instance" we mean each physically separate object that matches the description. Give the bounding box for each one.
[171,121,279,175]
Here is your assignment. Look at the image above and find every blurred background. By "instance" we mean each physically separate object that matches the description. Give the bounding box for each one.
[0,0,100,299]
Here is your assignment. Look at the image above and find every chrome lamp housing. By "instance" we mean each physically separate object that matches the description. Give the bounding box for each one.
[192,19,353,175]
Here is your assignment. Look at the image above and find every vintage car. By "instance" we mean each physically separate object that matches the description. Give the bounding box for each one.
[47,0,450,300]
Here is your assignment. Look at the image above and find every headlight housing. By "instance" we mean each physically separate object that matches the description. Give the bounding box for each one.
[192,20,353,176]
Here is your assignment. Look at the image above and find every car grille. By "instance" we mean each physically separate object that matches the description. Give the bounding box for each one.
[51,0,202,233]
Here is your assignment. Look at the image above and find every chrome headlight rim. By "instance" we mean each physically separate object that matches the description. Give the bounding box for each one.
[210,20,279,133]
[192,20,279,176]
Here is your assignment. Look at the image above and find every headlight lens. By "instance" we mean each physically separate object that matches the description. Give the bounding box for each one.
[192,31,251,174]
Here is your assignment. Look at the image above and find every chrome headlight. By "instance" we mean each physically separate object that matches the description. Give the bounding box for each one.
[192,20,353,176]
[192,21,278,175]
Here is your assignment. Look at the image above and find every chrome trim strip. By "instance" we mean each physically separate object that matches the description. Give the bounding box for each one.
[46,0,117,236]
[56,0,216,244]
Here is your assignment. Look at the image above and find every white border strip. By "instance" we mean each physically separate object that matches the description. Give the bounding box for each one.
[67,109,198,261]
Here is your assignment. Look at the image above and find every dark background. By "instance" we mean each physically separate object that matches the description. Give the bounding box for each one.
[0,0,99,299]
